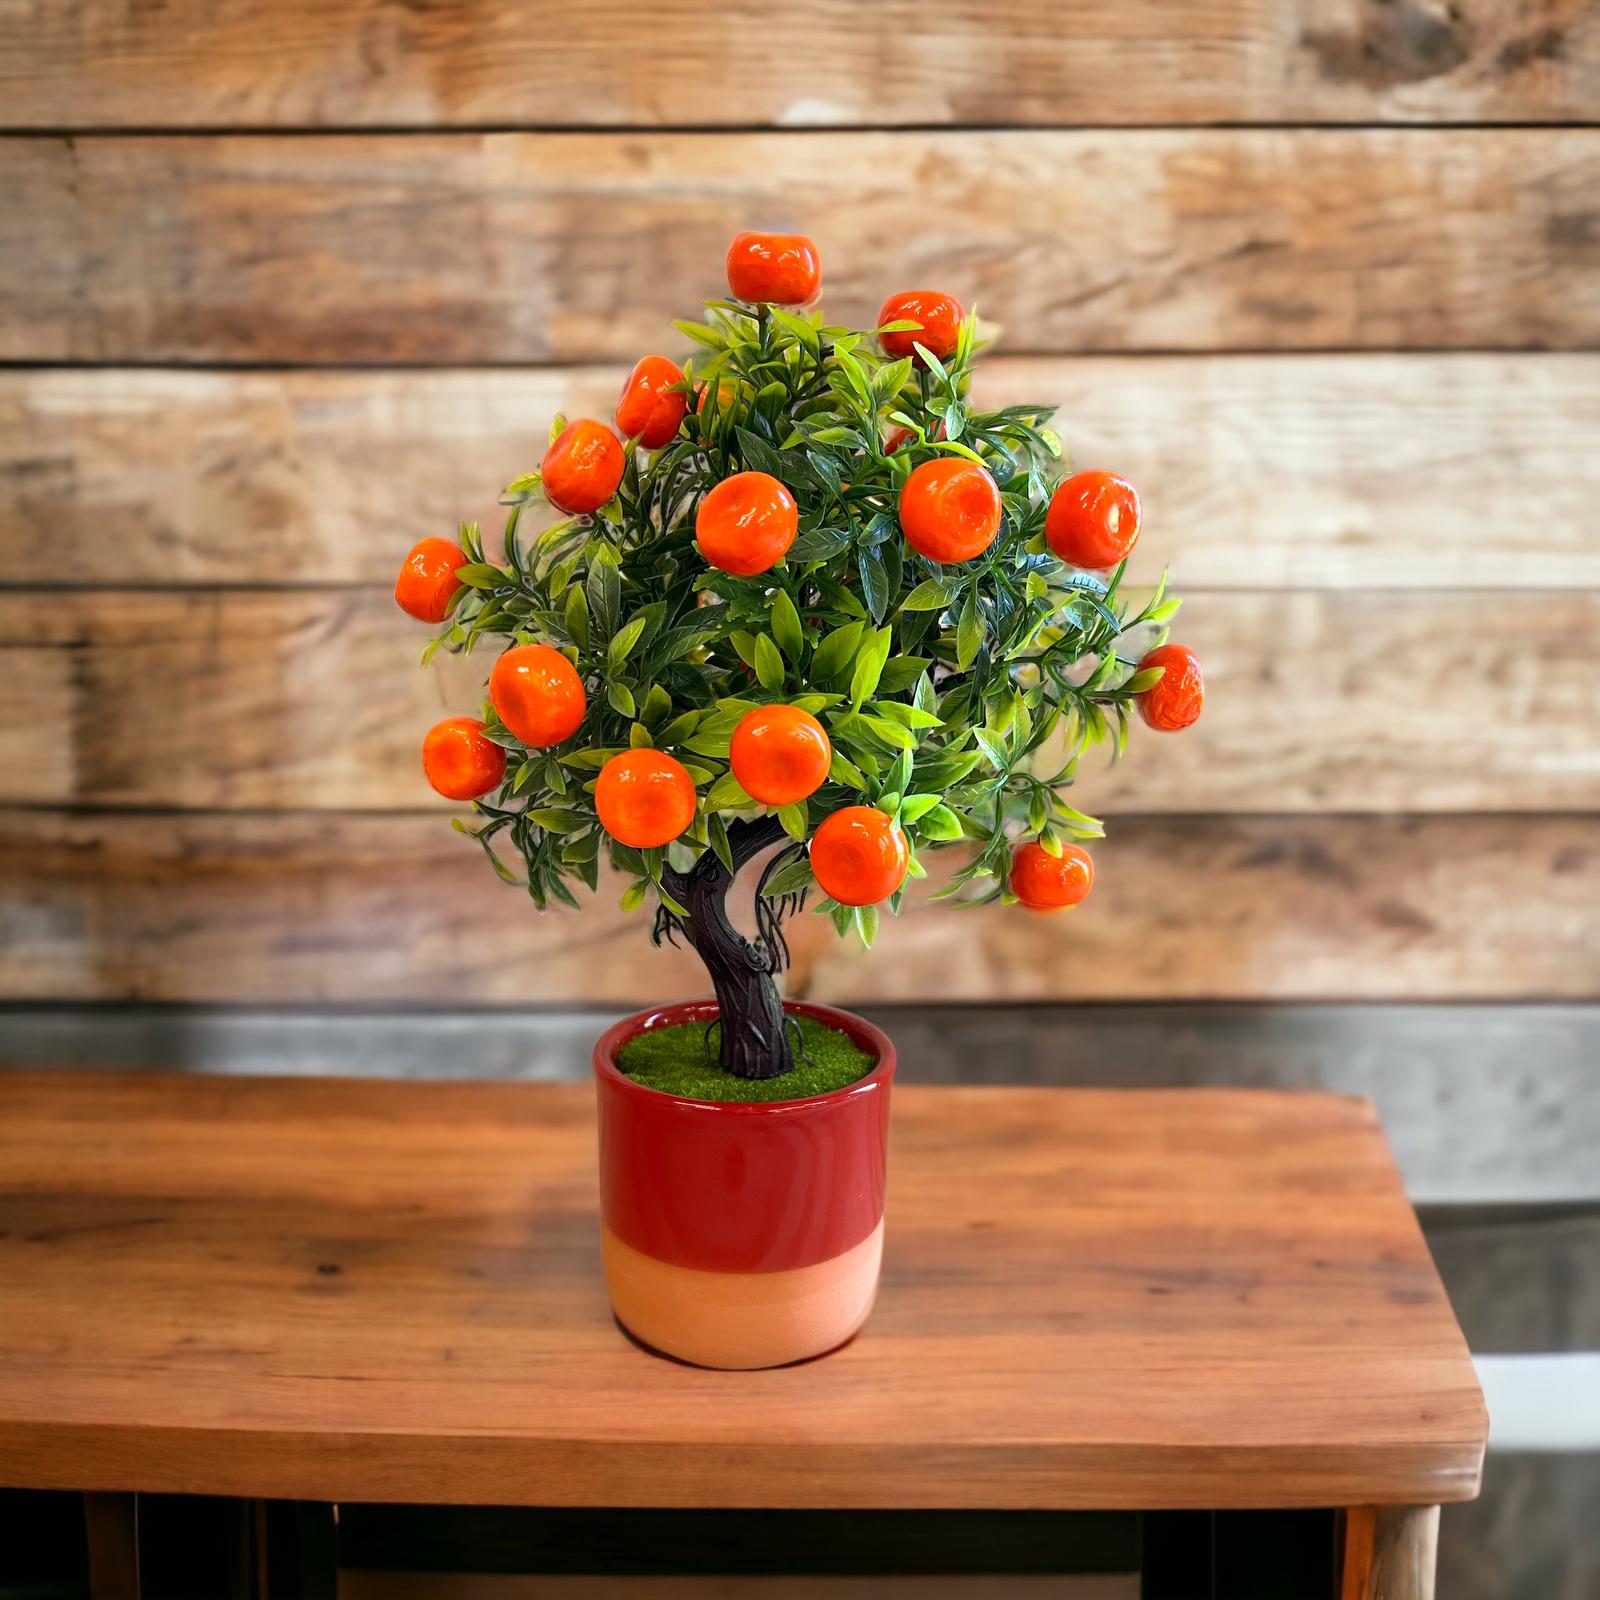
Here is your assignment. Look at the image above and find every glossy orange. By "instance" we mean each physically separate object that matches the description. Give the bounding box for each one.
[595,749,697,848]
[615,356,688,450]
[488,643,587,748]
[730,704,832,806]
[1137,643,1205,732]
[1046,471,1143,569]
[810,807,909,907]
[725,232,821,305]
[421,716,506,801]
[696,471,799,577]
[878,290,965,364]
[1010,840,1095,913]
[542,420,625,515]
[394,536,468,623]
[899,458,1002,564]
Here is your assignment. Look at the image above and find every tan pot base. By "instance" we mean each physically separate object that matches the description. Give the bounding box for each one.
[601,1221,884,1370]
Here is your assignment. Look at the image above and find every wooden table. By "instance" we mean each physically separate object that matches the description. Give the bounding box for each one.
[0,1072,1485,1598]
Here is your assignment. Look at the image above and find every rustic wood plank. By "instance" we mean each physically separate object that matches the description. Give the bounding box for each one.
[10,1006,1597,1204]
[1,812,1594,1004]
[6,356,1599,590]
[1,1,1594,128]
[4,129,1598,363]
[3,588,1594,813]
[0,1074,1487,1507]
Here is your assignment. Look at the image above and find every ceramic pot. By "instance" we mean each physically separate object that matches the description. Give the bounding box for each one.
[592,998,894,1369]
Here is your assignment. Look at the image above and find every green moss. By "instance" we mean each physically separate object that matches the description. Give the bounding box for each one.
[616,1014,876,1103]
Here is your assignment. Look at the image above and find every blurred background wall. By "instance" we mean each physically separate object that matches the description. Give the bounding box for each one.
[0,2,1597,1592]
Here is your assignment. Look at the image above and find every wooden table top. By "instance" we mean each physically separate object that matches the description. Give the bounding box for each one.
[0,1071,1485,1510]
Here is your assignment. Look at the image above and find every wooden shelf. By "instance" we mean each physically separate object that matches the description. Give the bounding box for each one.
[0,1073,1485,1511]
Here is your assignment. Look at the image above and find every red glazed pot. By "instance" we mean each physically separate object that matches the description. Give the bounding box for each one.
[593,998,894,1369]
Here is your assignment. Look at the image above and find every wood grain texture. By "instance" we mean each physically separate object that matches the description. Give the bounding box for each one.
[2,812,1594,1005]
[1,0,1594,128]
[12,1005,1598,1204]
[6,356,1599,590]
[4,129,1598,363]
[1343,1504,1440,1599]
[0,1073,1487,1507]
[4,588,1595,813]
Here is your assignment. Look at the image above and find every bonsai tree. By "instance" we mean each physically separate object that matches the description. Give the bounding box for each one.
[396,233,1203,1081]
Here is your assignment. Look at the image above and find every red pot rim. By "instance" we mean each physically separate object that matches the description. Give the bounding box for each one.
[593,998,895,1113]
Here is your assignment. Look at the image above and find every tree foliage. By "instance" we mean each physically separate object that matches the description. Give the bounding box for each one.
[417,276,1184,949]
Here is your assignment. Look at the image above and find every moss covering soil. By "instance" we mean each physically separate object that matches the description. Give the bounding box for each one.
[616,1014,876,1104]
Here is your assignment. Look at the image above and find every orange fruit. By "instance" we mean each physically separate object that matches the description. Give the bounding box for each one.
[878,290,965,364]
[696,471,798,576]
[810,807,908,907]
[595,749,696,848]
[730,704,832,805]
[1136,643,1204,732]
[725,232,821,305]
[899,458,1002,564]
[422,716,506,801]
[395,536,468,623]
[488,643,586,748]
[1010,840,1094,913]
[1045,471,1142,569]
[541,420,624,515]
[615,356,687,450]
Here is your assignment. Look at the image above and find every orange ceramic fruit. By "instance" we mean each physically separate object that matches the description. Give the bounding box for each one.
[395,537,468,623]
[725,232,821,305]
[421,716,506,801]
[1010,840,1094,912]
[696,472,799,576]
[1136,643,1204,732]
[898,458,1002,564]
[729,704,832,806]
[878,290,965,364]
[1045,470,1142,569]
[810,807,909,907]
[488,643,586,748]
[615,356,688,450]
[541,420,625,515]
[595,749,697,848]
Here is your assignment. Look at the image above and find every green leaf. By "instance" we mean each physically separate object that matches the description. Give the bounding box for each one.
[828,750,869,790]
[849,626,893,708]
[956,593,983,670]
[761,851,815,898]
[455,563,504,590]
[754,633,786,690]
[899,793,943,826]
[528,809,587,834]
[707,812,735,873]
[703,770,756,812]
[563,584,589,649]
[640,683,672,727]
[606,681,636,718]
[607,612,648,668]
[857,548,889,623]
[620,880,648,912]
[902,578,955,612]
[771,589,804,664]
[776,802,808,841]
[811,619,865,683]
[854,903,880,947]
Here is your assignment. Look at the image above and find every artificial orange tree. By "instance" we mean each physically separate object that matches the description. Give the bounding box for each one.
[397,233,1202,1079]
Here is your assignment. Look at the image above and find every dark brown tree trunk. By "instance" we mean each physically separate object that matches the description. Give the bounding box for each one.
[661,816,795,1080]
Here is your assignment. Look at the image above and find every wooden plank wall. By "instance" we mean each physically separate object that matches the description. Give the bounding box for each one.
[0,5,1598,1586]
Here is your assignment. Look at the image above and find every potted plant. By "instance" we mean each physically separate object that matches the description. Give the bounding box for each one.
[395,232,1203,1368]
